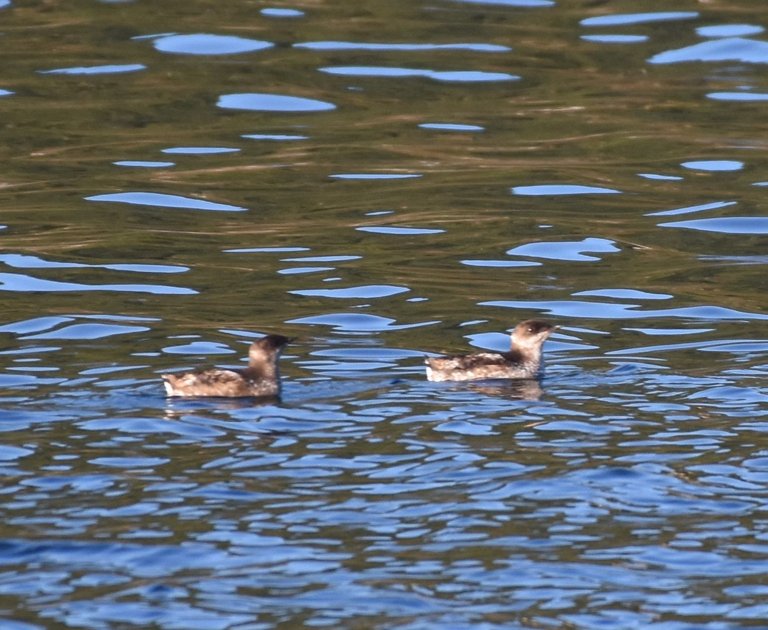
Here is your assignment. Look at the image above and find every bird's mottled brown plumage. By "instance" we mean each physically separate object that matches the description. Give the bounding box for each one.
[162,334,291,398]
[425,320,557,382]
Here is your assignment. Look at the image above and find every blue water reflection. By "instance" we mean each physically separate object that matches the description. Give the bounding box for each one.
[638,173,683,181]
[582,12,699,27]
[162,340,235,355]
[482,299,768,320]
[0,316,74,335]
[506,238,620,262]
[290,285,410,299]
[242,133,308,141]
[512,184,620,195]
[453,0,554,7]
[161,147,240,154]
[698,24,764,38]
[708,91,768,101]
[0,253,188,274]
[573,289,672,300]
[39,64,146,75]
[321,66,519,82]
[1,314,157,340]
[279,266,334,275]
[681,160,743,171]
[646,200,736,217]
[0,273,196,295]
[24,323,149,340]
[0,445,33,460]
[287,312,437,332]
[582,35,648,44]
[650,37,768,64]
[659,217,768,234]
[217,93,336,112]
[225,246,309,254]
[113,160,175,168]
[357,226,443,235]
[331,173,422,180]
[261,7,304,18]
[86,192,246,212]
[297,41,510,52]
[153,34,273,55]
[419,122,484,132]
[282,255,361,263]
[462,258,540,268]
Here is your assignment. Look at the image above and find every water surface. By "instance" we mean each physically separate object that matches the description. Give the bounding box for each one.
[1,0,768,627]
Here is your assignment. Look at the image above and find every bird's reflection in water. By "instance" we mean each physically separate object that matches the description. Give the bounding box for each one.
[162,394,281,420]
[161,394,292,444]
[464,378,544,400]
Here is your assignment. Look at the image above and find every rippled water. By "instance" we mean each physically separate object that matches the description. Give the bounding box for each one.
[2,0,768,627]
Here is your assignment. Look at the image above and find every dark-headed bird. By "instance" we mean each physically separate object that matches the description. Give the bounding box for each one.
[425,320,557,382]
[162,334,291,397]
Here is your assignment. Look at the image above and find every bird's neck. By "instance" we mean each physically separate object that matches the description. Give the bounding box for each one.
[245,356,279,380]
[508,345,541,369]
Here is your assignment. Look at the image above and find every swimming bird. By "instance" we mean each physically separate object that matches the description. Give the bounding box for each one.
[425,320,558,382]
[162,334,291,397]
